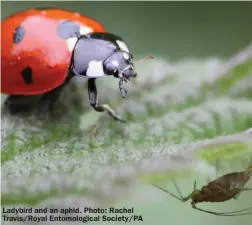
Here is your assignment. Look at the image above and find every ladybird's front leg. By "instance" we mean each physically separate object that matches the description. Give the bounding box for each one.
[88,78,126,123]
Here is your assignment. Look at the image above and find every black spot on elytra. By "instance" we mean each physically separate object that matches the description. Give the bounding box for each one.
[13,26,25,44]
[57,20,81,40]
[20,67,33,84]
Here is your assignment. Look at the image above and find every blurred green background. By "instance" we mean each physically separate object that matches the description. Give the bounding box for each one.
[2,1,252,59]
[1,2,252,225]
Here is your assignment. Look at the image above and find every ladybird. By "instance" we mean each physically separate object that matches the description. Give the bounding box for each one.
[1,8,142,122]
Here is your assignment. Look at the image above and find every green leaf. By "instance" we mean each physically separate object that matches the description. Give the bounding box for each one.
[1,45,252,222]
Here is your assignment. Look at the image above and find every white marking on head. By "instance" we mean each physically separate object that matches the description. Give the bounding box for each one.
[111,61,119,67]
[123,53,130,60]
[86,61,104,78]
[116,40,130,52]
[80,26,93,35]
[66,37,78,51]
[1,94,9,108]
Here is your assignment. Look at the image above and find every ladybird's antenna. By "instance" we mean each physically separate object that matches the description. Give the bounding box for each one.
[120,56,154,77]
[133,56,154,64]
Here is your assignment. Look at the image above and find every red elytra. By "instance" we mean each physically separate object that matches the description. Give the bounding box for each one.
[1,8,106,95]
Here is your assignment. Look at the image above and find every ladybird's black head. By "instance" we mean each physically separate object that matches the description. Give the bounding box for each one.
[103,51,137,80]
[71,32,153,98]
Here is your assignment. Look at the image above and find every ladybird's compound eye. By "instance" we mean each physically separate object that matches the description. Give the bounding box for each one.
[104,62,118,76]
[122,65,136,78]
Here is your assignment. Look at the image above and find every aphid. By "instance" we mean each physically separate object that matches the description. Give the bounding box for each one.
[152,158,252,216]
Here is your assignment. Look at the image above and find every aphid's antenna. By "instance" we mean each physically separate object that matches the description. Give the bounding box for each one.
[152,183,185,202]
[193,181,196,190]
[152,179,192,202]
[172,179,192,202]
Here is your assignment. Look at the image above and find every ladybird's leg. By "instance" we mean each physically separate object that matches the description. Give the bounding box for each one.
[41,86,63,111]
[88,78,126,123]
[5,95,41,114]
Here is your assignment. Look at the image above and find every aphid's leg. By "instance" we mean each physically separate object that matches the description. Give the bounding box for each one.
[212,184,251,202]
[236,187,252,194]
[241,187,252,190]
[88,78,126,123]
[191,204,252,216]
[233,193,241,200]
[214,184,237,198]
[214,184,251,200]
[233,187,252,200]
